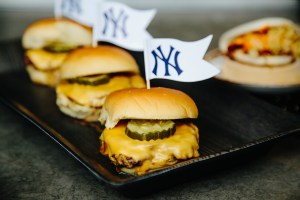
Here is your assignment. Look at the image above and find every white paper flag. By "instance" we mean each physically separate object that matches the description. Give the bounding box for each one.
[93,1,156,51]
[54,0,104,27]
[144,35,220,87]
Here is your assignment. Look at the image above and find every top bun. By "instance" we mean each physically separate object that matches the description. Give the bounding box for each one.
[219,17,299,53]
[22,18,92,49]
[100,87,198,128]
[59,46,139,79]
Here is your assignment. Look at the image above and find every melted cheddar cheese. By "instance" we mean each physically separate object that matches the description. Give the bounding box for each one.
[100,122,200,175]
[56,75,145,107]
[26,49,68,70]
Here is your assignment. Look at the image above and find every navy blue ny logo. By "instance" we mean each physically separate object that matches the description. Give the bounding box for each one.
[102,8,128,38]
[62,0,82,14]
[151,46,183,76]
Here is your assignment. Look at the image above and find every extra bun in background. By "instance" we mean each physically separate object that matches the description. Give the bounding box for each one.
[22,18,92,50]
[22,18,92,86]
[207,17,300,88]
[99,87,200,175]
[56,45,146,122]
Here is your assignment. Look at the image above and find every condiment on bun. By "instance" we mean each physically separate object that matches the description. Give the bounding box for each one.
[22,18,92,86]
[56,46,146,121]
[99,87,200,175]
[216,17,300,87]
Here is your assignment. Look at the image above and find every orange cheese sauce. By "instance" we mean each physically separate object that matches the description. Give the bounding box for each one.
[231,32,269,52]
[228,25,300,56]
[229,26,270,54]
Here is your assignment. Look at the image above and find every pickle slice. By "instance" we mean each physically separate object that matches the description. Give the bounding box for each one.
[125,120,176,141]
[68,74,110,86]
[44,42,78,52]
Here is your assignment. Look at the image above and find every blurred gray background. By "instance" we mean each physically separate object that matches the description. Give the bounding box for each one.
[0,0,299,48]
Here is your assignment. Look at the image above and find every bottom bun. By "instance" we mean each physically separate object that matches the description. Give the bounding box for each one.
[217,56,300,87]
[232,49,294,66]
[56,92,101,121]
[26,65,59,87]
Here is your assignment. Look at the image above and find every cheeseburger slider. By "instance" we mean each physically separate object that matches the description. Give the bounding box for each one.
[22,18,92,86]
[56,46,146,121]
[99,87,200,175]
[216,17,300,86]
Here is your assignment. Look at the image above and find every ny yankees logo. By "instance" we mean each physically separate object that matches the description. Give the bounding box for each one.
[62,0,82,14]
[151,46,183,76]
[102,8,128,38]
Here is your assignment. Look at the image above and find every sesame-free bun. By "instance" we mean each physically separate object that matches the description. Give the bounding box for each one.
[59,46,140,79]
[22,18,92,49]
[99,87,198,128]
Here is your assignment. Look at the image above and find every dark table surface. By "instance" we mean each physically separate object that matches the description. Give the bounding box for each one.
[0,7,300,200]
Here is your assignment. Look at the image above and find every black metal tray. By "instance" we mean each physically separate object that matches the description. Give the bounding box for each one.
[0,40,300,197]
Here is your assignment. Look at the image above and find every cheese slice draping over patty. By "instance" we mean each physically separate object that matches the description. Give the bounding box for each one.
[100,122,200,175]
[56,75,145,107]
[26,49,68,70]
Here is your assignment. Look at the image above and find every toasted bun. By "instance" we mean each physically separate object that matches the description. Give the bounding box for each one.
[22,18,92,49]
[59,46,140,79]
[219,17,298,53]
[100,87,198,128]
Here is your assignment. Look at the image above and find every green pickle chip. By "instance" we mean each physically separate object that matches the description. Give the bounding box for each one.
[44,42,78,52]
[68,74,110,86]
[125,120,176,141]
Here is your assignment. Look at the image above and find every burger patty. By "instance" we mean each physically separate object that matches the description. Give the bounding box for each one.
[113,154,139,168]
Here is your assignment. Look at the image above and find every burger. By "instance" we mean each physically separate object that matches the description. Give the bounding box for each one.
[56,45,146,121]
[99,87,200,175]
[214,17,300,87]
[22,18,92,86]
